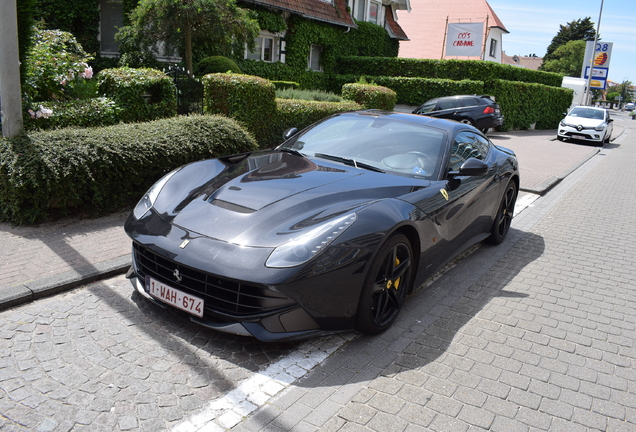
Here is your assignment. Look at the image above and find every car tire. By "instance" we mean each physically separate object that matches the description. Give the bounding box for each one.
[481,128,490,134]
[460,119,475,127]
[487,181,517,245]
[557,136,564,141]
[355,234,413,335]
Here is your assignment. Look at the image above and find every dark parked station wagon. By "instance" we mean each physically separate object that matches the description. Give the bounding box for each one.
[413,95,504,133]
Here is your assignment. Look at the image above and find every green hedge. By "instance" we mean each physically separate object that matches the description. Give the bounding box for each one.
[194,56,242,76]
[201,73,361,148]
[237,59,331,91]
[202,73,277,143]
[332,75,485,106]
[97,67,177,123]
[336,57,564,87]
[342,83,396,111]
[24,97,123,131]
[262,98,361,148]
[485,79,573,131]
[0,115,257,225]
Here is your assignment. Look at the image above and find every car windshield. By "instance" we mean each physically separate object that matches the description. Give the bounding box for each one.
[569,107,605,120]
[280,113,447,179]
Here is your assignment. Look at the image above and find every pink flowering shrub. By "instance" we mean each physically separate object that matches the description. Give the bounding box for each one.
[23,29,94,103]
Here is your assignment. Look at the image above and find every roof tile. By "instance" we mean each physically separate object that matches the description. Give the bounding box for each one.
[241,0,356,28]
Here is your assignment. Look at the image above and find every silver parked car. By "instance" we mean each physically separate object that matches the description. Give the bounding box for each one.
[557,106,613,145]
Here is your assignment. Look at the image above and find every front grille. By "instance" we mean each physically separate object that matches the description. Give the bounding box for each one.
[133,242,295,318]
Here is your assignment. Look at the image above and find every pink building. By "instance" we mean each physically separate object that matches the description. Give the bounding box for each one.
[397,0,508,62]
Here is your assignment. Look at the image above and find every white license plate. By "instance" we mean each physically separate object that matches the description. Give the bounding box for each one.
[572,134,587,140]
[145,276,204,318]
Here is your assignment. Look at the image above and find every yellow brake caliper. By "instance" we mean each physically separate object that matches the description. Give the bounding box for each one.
[387,257,401,290]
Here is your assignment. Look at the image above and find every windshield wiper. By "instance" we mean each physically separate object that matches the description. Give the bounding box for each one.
[279,148,306,157]
[314,153,385,173]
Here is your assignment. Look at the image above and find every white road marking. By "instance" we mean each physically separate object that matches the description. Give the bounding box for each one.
[171,332,356,431]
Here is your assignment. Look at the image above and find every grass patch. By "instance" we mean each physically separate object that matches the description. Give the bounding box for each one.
[275,88,343,103]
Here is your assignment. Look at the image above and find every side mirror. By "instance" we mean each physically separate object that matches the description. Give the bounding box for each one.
[608,118,614,123]
[448,158,489,177]
[282,127,298,141]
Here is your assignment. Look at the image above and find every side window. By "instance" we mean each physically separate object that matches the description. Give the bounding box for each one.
[100,0,124,54]
[449,132,490,171]
[245,35,277,62]
[489,38,498,57]
[308,45,323,72]
[460,98,480,107]
[355,0,367,21]
[438,99,458,110]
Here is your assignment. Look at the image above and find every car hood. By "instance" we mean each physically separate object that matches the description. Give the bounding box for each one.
[563,115,604,127]
[151,151,431,247]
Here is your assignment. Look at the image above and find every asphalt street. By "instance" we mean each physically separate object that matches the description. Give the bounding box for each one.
[0,111,634,431]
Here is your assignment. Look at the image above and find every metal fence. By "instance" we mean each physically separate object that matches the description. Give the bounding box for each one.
[164,65,204,115]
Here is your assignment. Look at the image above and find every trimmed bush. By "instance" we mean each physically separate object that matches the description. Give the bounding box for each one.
[485,79,572,131]
[342,83,396,111]
[97,67,177,123]
[333,75,485,106]
[336,56,564,87]
[202,73,277,143]
[24,98,122,131]
[261,99,361,148]
[194,56,242,76]
[0,115,257,225]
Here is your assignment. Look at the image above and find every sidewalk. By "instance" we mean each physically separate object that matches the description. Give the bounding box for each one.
[0,123,617,311]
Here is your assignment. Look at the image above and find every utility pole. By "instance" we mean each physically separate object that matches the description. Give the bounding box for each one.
[0,0,24,138]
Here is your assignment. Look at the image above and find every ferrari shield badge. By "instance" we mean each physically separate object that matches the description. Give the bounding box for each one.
[440,188,449,201]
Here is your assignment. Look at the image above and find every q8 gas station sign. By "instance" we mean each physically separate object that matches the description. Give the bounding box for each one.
[582,41,613,90]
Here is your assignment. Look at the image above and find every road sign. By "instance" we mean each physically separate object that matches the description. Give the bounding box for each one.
[581,41,613,89]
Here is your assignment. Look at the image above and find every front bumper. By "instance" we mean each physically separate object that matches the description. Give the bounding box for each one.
[557,125,606,142]
[127,269,330,342]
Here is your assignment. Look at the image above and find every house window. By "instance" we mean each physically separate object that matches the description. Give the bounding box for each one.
[355,0,367,21]
[100,0,123,54]
[489,38,497,58]
[245,35,277,62]
[369,1,380,24]
[308,45,323,72]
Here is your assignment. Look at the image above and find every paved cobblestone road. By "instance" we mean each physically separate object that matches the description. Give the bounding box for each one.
[1,115,635,431]
[231,117,636,431]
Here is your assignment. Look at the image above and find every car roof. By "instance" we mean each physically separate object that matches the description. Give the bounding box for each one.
[428,95,492,101]
[570,106,607,111]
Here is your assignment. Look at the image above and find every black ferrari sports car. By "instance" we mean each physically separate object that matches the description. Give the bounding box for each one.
[124,110,519,342]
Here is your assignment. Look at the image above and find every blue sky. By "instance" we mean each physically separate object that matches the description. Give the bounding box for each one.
[488,0,636,86]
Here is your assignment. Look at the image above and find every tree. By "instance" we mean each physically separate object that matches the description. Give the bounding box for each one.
[607,80,633,104]
[540,40,586,76]
[542,17,596,65]
[116,0,259,75]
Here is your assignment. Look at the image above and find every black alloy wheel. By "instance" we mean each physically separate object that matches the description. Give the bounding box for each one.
[355,234,413,335]
[487,181,517,245]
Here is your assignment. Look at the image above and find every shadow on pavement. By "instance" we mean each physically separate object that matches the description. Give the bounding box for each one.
[295,229,545,388]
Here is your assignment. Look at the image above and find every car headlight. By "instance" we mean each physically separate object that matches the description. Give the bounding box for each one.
[266,213,357,268]
[595,124,606,131]
[133,169,179,219]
